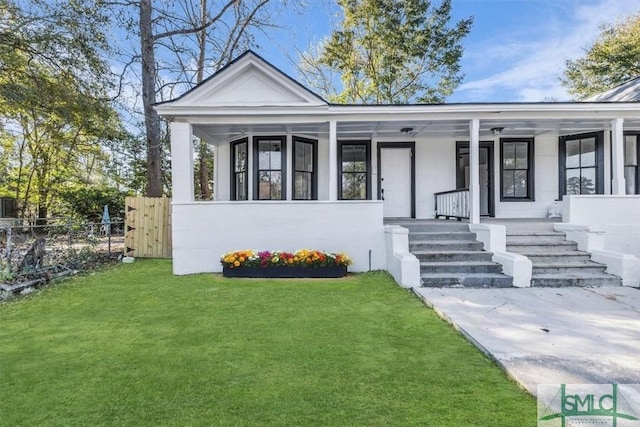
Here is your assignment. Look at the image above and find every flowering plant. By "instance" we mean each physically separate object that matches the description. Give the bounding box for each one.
[220,249,352,269]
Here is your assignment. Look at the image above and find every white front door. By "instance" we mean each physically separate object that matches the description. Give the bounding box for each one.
[380,148,412,217]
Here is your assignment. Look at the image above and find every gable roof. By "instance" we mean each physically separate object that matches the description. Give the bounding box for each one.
[584,77,640,102]
[156,50,328,109]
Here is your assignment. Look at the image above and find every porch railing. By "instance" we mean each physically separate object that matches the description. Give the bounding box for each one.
[434,188,470,221]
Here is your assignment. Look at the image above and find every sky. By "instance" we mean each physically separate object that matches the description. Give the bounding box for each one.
[253,0,640,103]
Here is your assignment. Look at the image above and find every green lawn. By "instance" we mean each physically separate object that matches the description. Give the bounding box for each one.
[0,260,536,426]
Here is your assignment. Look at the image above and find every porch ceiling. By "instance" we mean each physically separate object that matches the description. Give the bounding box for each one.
[193,117,640,144]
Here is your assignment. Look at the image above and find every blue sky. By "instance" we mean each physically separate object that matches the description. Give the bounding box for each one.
[256,0,640,102]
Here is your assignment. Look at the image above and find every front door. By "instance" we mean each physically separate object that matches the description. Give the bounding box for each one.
[378,143,415,218]
[456,141,494,217]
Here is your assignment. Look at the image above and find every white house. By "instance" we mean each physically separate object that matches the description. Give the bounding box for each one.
[155,51,640,286]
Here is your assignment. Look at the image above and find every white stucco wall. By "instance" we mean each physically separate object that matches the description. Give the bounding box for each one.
[171,200,385,275]
[563,195,640,257]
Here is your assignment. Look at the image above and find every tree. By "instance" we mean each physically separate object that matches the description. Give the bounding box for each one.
[298,0,473,104]
[562,13,640,99]
[0,0,130,220]
[135,0,277,197]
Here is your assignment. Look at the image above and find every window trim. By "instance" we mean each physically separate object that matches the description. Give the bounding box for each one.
[338,140,371,200]
[230,138,248,201]
[292,136,318,200]
[499,137,535,202]
[253,135,287,200]
[558,131,604,198]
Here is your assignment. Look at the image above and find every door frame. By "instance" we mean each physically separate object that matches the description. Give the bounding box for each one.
[455,141,495,217]
[377,142,416,218]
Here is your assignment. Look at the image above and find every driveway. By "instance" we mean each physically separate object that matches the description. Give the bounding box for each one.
[414,286,640,396]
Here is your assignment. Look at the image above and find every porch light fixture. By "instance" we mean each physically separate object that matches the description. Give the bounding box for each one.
[400,127,414,135]
[490,127,504,135]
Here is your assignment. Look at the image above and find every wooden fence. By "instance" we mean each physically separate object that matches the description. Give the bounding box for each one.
[124,196,172,258]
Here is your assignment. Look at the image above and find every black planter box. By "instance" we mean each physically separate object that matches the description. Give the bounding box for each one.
[222,265,347,278]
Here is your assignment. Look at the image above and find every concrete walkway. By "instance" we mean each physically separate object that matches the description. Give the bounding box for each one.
[414,286,640,396]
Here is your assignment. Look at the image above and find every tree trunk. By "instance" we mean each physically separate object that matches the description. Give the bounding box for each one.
[140,0,163,197]
[196,0,212,200]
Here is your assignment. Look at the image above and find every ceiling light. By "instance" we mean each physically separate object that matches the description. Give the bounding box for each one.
[490,127,504,135]
[400,127,414,135]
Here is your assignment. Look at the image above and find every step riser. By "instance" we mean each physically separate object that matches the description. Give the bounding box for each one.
[507,236,567,244]
[420,264,503,274]
[414,252,494,262]
[532,266,608,274]
[409,232,477,241]
[524,255,593,263]
[421,276,513,288]
[507,245,579,253]
[398,224,470,232]
[410,242,484,251]
[532,277,622,287]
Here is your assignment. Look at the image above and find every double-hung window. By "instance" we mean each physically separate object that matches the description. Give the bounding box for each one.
[500,138,534,201]
[293,137,317,200]
[559,132,604,196]
[338,141,371,200]
[230,138,248,200]
[254,136,286,200]
[624,133,639,194]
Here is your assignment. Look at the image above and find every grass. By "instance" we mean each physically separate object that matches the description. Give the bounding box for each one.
[0,260,536,426]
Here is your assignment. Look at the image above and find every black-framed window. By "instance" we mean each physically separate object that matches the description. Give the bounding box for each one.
[500,138,535,201]
[624,133,639,194]
[253,136,286,200]
[559,132,604,197]
[230,138,248,200]
[293,137,317,200]
[338,141,371,200]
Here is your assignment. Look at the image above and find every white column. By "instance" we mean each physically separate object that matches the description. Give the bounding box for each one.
[213,145,219,201]
[286,135,293,200]
[328,120,338,201]
[170,121,194,203]
[469,119,480,224]
[611,118,626,195]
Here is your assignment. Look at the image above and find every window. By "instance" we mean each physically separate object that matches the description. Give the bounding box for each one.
[230,138,248,200]
[253,136,286,200]
[338,141,371,200]
[624,133,639,194]
[293,137,317,200]
[500,138,534,201]
[559,132,604,197]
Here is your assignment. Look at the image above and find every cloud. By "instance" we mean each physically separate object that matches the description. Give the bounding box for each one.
[453,0,640,102]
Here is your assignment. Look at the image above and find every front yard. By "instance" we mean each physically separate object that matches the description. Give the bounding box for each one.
[0,260,535,426]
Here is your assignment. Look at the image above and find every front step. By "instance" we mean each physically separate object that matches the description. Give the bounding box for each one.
[412,250,494,262]
[421,273,513,288]
[409,231,477,241]
[505,228,622,287]
[410,240,484,251]
[532,273,621,287]
[420,261,503,274]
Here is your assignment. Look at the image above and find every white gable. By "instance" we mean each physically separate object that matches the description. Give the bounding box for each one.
[167,52,327,108]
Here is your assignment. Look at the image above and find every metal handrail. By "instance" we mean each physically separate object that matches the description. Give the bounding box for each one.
[434,188,470,221]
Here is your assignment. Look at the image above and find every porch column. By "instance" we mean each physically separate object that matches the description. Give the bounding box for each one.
[469,119,480,224]
[170,121,194,203]
[611,118,626,195]
[329,120,338,201]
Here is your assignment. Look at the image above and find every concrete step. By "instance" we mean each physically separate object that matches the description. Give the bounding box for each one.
[421,273,513,288]
[393,222,470,232]
[410,240,484,251]
[412,250,494,262]
[506,233,566,243]
[419,261,503,274]
[532,273,622,287]
[516,252,593,263]
[408,231,477,241]
[531,262,608,275]
[507,241,579,253]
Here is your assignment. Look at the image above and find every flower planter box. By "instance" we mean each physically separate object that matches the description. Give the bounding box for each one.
[222,265,347,278]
